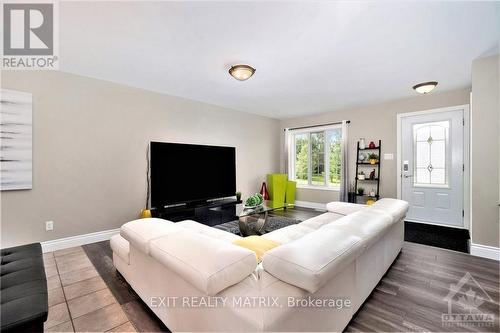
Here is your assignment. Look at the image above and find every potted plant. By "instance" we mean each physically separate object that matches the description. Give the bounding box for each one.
[236,191,242,201]
[245,193,264,208]
[368,153,379,165]
[357,187,365,196]
[358,171,365,180]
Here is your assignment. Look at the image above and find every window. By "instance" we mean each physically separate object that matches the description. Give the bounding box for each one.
[413,121,449,186]
[289,126,342,189]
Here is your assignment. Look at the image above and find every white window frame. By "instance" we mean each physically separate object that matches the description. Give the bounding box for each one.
[288,124,342,191]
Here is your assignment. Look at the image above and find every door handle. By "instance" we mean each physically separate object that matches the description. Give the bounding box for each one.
[403,175,413,178]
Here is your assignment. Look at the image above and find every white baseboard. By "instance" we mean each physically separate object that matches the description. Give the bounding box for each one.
[470,243,500,261]
[41,228,120,253]
[294,200,327,211]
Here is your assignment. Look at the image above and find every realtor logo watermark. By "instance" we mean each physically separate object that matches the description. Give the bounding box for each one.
[442,272,495,328]
[149,296,352,310]
[2,1,59,69]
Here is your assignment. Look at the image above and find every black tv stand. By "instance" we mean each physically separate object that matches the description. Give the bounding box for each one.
[152,198,242,226]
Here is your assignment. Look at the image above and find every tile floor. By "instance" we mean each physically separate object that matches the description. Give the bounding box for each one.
[43,246,136,332]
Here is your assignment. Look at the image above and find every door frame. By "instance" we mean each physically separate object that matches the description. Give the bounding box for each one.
[396,104,470,230]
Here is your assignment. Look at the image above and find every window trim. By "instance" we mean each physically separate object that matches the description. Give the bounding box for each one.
[288,124,342,190]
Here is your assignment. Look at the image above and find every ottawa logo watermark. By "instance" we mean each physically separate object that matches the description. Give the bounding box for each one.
[1,1,59,69]
[442,272,495,328]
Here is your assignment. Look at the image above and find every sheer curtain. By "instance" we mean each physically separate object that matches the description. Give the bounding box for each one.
[339,120,349,202]
[283,129,291,175]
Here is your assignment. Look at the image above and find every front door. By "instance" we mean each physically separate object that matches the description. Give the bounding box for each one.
[400,107,465,227]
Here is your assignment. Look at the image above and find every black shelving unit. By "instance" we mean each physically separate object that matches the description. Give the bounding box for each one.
[354,140,381,204]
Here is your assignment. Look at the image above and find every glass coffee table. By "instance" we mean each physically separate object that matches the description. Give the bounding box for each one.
[238,201,293,236]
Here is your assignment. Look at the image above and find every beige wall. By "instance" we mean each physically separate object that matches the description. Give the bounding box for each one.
[471,54,499,248]
[0,71,280,248]
[280,88,471,203]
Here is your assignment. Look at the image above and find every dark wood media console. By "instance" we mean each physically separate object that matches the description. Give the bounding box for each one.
[151,198,242,226]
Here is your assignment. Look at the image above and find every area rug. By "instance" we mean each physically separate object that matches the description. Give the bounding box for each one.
[214,216,300,236]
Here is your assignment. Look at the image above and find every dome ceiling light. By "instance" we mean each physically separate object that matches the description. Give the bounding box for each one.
[413,81,438,94]
[229,64,255,81]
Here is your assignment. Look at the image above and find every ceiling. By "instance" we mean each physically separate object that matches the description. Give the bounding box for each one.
[59,1,500,119]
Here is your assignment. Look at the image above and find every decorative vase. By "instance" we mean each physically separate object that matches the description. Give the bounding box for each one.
[260,182,270,200]
[369,190,376,197]
[359,138,366,149]
[236,193,241,201]
[140,209,152,219]
[358,174,365,180]
[370,159,377,165]
[369,141,376,149]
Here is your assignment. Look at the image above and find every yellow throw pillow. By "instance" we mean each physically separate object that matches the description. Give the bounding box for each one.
[233,236,281,262]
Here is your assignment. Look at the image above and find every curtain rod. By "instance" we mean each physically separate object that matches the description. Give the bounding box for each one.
[284,120,350,131]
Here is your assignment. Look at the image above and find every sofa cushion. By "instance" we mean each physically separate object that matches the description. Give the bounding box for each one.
[150,230,257,296]
[299,212,344,229]
[323,210,393,248]
[233,236,281,262]
[370,198,409,222]
[262,228,362,293]
[110,235,130,265]
[326,202,367,215]
[262,224,315,244]
[177,220,241,242]
[120,218,182,254]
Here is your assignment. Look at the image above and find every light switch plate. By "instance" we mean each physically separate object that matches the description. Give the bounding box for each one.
[384,153,394,160]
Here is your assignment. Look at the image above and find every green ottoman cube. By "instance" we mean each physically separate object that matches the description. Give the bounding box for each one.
[266,174,287,206]
[285,180,296,205]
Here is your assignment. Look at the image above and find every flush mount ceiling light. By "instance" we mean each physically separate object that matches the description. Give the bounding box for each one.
[229,64,255,81]
[413,81,438,94]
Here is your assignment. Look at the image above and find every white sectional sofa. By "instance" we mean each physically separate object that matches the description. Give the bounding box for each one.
[111,198,408,332]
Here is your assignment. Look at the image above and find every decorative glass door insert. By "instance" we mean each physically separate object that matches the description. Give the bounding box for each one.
[413,121,449,187]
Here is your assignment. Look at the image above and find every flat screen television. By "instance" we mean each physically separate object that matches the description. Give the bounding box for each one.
[150,142,236,208]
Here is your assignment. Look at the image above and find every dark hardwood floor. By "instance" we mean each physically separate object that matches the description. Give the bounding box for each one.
[346,242,499,332]
[269,205,326,221]
[83,208,499,332]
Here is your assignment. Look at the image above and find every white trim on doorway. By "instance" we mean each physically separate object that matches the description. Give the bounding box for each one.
[470,243,500,261]
[396,104,470,230]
